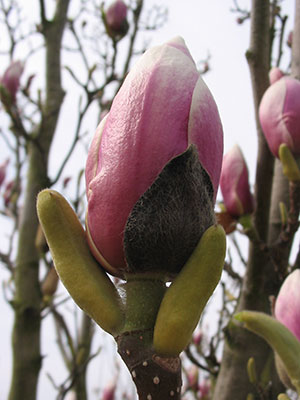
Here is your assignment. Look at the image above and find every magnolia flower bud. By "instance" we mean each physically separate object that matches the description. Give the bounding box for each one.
[259,77,300,157]
[220,145,254,218]
[186,365,199,391]
[0,61,24,103]
[104,0,129,41]
[102,383,116,400]
[3,180,15,207]
[269,67,284,85]
[198,379,210,398]
[0,159,9,188]
[275,270,300,342]
[85,37,223,277]
[287,31,293,48]
[275,270,300,391]
[192,329,203,346]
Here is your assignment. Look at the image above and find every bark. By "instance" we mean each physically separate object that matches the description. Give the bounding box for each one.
[8,2,71,399]
[73,314,94,400]
[117,331,182,400]
[115,276,182,400]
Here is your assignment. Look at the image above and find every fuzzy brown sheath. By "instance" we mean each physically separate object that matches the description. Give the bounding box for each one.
[124,145,215,276]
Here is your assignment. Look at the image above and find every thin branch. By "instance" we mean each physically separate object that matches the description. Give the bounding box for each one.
[51,306,75,367]
[223,261,243,282]
[276,14,288,67]
[50,99,90,186]
[39,0,47,25]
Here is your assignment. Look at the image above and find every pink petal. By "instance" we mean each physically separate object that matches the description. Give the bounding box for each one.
[259,77,300,157]
[220,145,253,217]
[275,270,300,342]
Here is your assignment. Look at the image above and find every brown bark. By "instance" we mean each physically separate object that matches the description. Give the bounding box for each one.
[117,331,182,400]
[115,276,182,399]
[8,2,71,399]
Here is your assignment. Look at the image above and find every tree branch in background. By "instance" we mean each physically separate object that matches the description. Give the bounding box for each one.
[8,1,71,399]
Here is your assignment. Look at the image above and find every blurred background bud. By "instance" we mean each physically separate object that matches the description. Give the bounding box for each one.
[198,378,211,399]
[192,329,203,346]
[0,159,9,188]
[274,270,300,389]
[186,365,199,391]
[287,31,293,48]
[275,270,300,342]
[103,0,129,41]
[102,382,116,400]
[220,145,254,218]
[0,61,24,104]
[259,76,300,157]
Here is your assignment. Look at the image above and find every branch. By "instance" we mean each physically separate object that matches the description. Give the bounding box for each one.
[39,0,47,25]
[118,0,144,89]
[246,0,273,242]
[8,1,71,399]
[292,0,300,79]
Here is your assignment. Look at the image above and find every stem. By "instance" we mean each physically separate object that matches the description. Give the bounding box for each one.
[73,314,94,400]
[115,275,182,399]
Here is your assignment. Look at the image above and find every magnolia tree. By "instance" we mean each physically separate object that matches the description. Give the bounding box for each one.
[1,0,300,400]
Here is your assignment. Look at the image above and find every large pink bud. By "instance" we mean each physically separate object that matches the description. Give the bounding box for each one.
[0,61,24,103]
[275,270,300,342]
[104,0,128,41]
[85,37,223,276]
[259,77,300,157]
[220,145,254,218]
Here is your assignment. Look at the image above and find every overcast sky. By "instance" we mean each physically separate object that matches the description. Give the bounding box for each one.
[0,1,296,399]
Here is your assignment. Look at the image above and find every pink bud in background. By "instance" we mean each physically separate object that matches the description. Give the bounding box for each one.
[269,67,284,85]
[220,145,254,218]
[105,0,128,40]
[0,61,24,103]
[274,270,300,342]
[0,159,9,188]
[259,77,300,157]
[63,176,72,189]
[64,391,77,400]
[186,365,199,391]
[3,180,14,207]
[193,329,203,346]
[85,37,223,276]
[102,383,116,400]
[198,379,211,398]
[287,31,293,48]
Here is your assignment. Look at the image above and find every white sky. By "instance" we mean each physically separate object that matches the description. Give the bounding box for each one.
[0,1,296,399]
